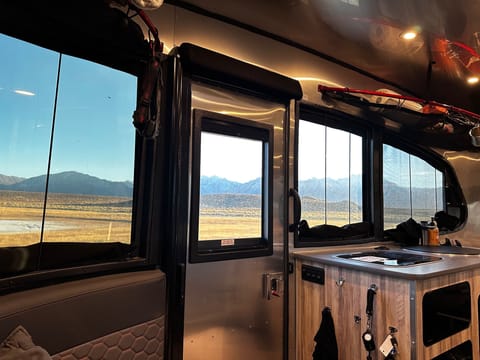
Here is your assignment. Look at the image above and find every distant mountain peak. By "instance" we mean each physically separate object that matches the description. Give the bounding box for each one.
[200,175,261,195]
[0,171,133,197]
[0,174,25,186]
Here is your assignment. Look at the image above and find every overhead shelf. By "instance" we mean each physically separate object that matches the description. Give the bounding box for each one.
[318,85,480,150]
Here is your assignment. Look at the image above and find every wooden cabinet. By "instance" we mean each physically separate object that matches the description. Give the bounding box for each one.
[295,259,480,359]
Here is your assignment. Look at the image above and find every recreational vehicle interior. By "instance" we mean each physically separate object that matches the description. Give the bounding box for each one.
[2,0,480,359]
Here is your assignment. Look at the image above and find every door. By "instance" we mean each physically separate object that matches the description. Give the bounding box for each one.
[183,82,287,360]
[165,44,301,360]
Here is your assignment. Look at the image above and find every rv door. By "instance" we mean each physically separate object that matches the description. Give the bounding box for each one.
[165,44,301,360]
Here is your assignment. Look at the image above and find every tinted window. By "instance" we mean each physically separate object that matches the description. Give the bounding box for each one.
[0,33,136,275]
[383,144,444,229]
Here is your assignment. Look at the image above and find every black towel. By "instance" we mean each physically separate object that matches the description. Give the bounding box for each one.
[312,307,338,360]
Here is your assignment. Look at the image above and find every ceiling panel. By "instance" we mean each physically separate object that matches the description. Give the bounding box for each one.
[169,0,480,114]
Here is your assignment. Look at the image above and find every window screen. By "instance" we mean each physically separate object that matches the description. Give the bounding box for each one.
[383,144,444,229]
[298,119,364,227]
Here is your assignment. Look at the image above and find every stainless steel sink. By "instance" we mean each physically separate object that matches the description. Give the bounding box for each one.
[336,250,441,266]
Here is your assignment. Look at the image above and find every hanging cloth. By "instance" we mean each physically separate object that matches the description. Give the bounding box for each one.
[312,307,338,360]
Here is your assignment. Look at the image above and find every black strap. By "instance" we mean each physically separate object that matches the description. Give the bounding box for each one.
[363,285,377,359]
[366,287,376,316]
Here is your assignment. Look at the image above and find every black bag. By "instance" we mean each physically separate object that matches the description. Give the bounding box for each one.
[384,217,421,245]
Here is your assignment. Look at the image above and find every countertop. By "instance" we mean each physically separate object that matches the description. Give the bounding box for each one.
[292,242,480,279]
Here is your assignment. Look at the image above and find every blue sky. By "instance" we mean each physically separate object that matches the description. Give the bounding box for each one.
[1,34,136,182]
[1,33,441,188]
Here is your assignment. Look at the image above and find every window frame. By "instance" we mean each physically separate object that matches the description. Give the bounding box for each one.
[189,110,274,263]
[294,106,373,247]
[294,105,467,247]
[382,133,466,231]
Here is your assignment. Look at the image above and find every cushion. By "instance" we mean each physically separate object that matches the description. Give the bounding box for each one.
[0,326,52,360]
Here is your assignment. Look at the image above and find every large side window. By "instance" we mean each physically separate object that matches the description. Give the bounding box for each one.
[296,113,370,243]
[0,33,137,276]
[295,107,465,246]
[44,54,135,245]
[190,111,273,262]
[383,144,444,229]
[298,120,363,225]
[1,34,58,247]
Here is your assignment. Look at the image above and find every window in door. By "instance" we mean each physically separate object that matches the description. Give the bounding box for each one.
[190,111,273,263]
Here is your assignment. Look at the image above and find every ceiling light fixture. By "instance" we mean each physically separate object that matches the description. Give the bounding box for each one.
[467,76,479,85]
[401,31,417,40]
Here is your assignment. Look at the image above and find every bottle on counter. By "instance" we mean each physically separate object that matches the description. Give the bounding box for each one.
[427,217,440,246]
[420,221,429,245]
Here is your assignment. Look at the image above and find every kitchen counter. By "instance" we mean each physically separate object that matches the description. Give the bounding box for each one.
[294,242,480,359]
[292,242,480,279]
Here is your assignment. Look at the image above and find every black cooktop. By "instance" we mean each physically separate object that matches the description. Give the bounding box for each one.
[337,250,442,266]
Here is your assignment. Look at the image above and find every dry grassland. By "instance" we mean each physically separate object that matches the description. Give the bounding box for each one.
[199,217,261,240]
[1,190,433,246]
[0,191,132,247]
[199,209,363,240]
[302,210,362,227]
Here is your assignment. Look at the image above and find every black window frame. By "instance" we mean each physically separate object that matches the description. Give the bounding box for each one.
[189,110,274,263]
[294,104,467,247]
[382,133,466,232]
[294,106,373,247]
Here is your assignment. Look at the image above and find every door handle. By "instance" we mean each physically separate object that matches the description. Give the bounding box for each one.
[288,188,301,232]
[263,272,284,300]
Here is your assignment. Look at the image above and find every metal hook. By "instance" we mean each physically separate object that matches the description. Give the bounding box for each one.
[336,278,345,287]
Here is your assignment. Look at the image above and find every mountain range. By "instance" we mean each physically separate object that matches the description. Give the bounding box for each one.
[0,172,440,209]
[199,176,362,208]
[199,175,440,209]
[0,171,133,197]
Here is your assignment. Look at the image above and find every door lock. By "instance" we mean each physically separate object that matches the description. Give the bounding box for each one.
[263,272,284,300]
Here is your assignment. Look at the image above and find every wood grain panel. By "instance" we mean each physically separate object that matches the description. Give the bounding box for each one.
[296,260,411,360]
[471,268,480,359]
[295,260,326,360]
[295,258,480,359]
[414,270,477,359]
